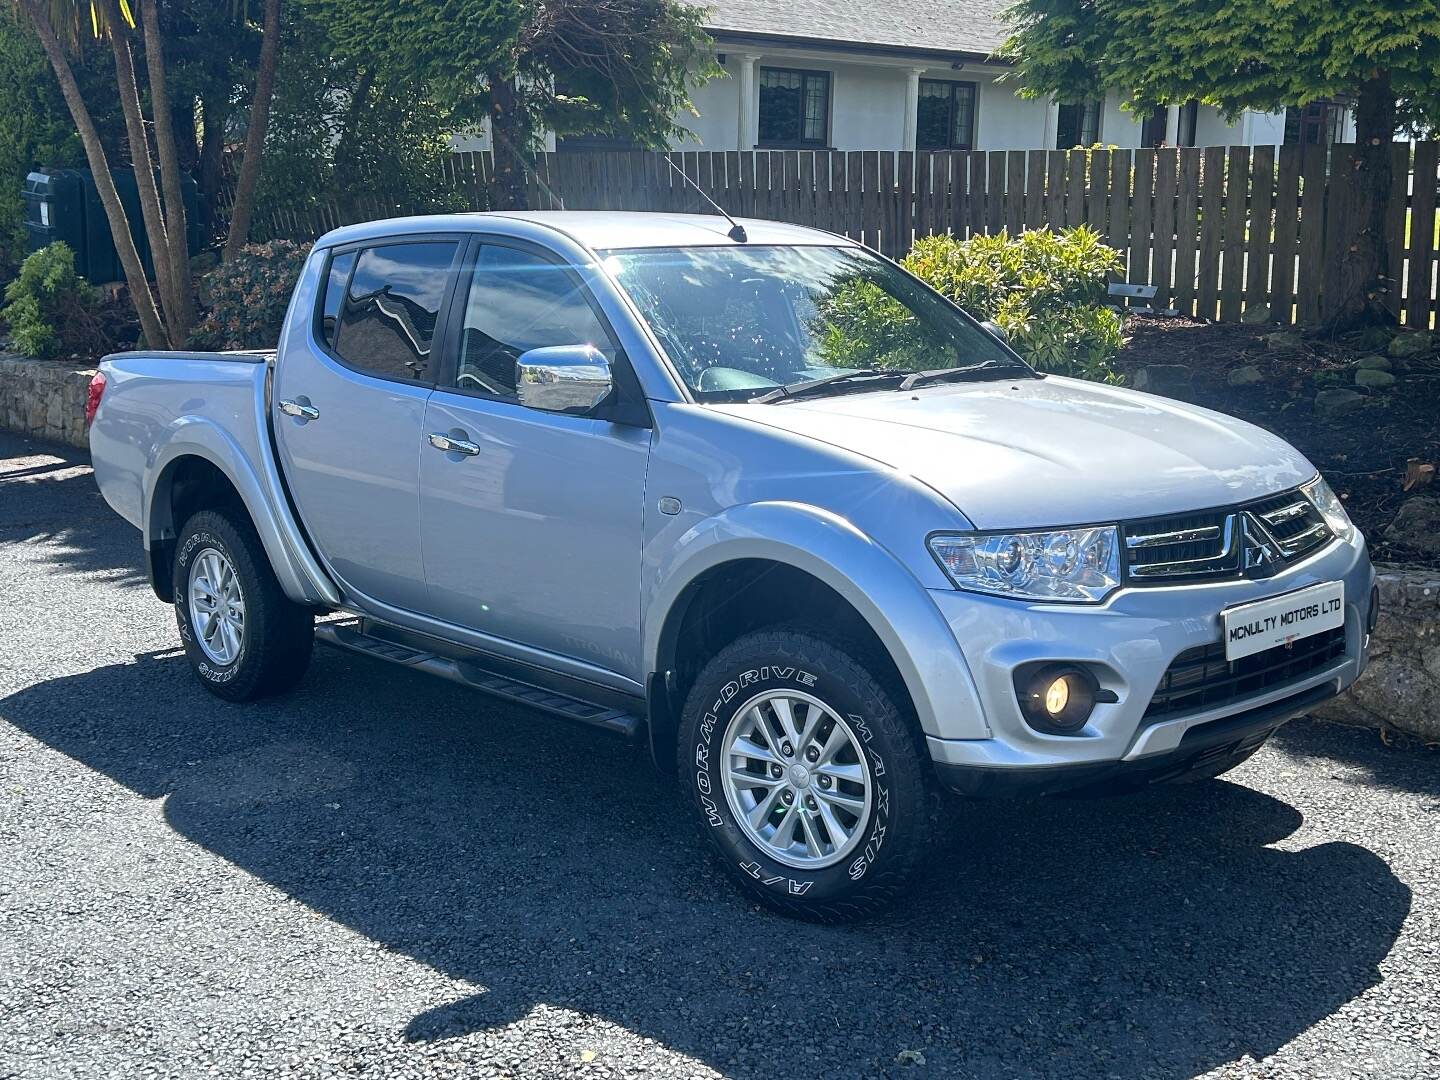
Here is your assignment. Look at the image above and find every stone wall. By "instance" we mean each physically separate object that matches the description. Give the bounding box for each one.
[0,354,96,450]
[1315,567,1440,742]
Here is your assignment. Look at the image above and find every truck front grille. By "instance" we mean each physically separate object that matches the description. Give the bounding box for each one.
[1121,488,1332,584]
[1144,625,1346,720]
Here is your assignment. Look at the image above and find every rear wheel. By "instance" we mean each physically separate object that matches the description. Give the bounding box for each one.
[677,627,935,921]
[173,509,314,701]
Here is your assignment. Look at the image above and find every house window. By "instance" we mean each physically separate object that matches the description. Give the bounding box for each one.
[1139,104,1168,148]
[1285,101,1346,145]
[1177,100,1199,147]
[1055,100,1101,148]
[916,79,977,151]
[758,67,830,147]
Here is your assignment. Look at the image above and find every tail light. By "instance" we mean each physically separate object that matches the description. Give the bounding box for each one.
[85,371,107,427]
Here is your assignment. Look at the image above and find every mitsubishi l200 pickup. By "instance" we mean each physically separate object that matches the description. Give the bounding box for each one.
[89,211,1376,919]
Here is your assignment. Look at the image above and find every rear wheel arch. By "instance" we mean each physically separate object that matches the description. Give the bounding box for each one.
[147,454,247,602]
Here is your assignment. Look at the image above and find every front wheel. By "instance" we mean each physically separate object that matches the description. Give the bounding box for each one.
[173,509,314,701]
[677,628,935,921]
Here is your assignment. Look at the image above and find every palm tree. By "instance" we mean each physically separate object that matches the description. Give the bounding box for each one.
[18,0,168,346]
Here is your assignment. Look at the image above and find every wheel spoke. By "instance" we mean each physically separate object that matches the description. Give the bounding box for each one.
[728,767,782,791]
[747,785,785,830]
[815,797,851,847]
[815,761,864,785]
[770,806,800,851]
[795,706,825,756]
[771,696,800,742]
[797,809,824,859]
[731,736,779,765]
[815,723,850,767]
[816,786,866,815]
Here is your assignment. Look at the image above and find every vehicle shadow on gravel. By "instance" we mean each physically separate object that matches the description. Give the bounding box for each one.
[2,649,1412,1079]
[0,441,148,587]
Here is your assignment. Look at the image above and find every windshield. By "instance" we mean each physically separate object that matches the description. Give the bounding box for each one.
[599,244,1031,400]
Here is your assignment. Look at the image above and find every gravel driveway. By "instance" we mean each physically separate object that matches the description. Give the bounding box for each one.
[1,432,1437,1080]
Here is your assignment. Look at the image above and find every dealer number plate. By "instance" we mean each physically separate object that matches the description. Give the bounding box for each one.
[1221,581,1345,661]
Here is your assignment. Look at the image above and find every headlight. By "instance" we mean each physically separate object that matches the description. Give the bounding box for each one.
[1301,475,1355,543]
[928,526,1121,603]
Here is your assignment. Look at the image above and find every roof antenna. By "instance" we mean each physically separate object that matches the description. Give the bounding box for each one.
[663,155,747,242]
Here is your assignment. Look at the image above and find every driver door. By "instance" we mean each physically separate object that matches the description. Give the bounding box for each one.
[418,239,652,684]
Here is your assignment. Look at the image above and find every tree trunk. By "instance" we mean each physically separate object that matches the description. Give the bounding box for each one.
[224,0,282,261]
[198,94,228,236]
[1330,70,1397,329]
[98,0,182,346]
[141,0,197,339]
[332,68,375,192]
[18,0,167,349]
[487,70,529,211]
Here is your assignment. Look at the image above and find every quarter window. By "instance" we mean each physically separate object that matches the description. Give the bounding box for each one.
[331,241,459,382]
[456,245,616,400]
[916,80,976,151]
[318,250,356,348]
[758,67,830,147]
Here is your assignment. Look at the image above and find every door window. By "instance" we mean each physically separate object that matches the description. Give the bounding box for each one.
[331,241,459,382]
[455,245,616,400]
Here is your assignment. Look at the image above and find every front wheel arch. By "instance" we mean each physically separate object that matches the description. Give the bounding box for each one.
[648,558,916,775]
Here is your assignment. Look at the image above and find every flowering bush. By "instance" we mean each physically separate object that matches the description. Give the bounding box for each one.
[187,241,308,351]
[901,227,1125,381]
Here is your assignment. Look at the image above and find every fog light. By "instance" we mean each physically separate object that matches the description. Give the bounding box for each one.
[1014,664,1102,735]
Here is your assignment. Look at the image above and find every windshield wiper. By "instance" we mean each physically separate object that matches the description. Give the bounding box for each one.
[751,369,903,404]
[898,359,1033,390]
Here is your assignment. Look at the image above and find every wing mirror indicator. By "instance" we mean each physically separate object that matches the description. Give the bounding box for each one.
[515,345,613,415]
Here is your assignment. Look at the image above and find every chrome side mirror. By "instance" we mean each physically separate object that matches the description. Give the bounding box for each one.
[515,345,613,414]
[980,319,1008,343]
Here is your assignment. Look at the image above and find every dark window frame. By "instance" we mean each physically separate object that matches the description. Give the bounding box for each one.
[311,233,466,389]
[757,66,831,149]
[916,78,978,152]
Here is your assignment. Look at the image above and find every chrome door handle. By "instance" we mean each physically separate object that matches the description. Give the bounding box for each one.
[429,432,481,456]
[278,399,319,421]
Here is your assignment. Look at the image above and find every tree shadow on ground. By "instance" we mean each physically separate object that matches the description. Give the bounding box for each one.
[1270,718,1440,799]
[1,648,1413,1078]
[0,435,147,588]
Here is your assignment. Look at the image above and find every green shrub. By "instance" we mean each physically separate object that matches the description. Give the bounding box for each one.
[188,241,308,351]
[1,242,107,360]
[900,227,1125,381]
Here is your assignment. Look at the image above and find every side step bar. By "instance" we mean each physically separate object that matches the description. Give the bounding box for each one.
[314,621,642,738]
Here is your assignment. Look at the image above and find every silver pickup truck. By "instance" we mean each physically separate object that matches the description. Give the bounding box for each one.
[90,211,1375,920]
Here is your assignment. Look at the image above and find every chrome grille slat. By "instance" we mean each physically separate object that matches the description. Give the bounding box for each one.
[1120,486,1333,585]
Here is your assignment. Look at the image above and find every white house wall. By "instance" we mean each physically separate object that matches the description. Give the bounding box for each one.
[453,48,1302,154]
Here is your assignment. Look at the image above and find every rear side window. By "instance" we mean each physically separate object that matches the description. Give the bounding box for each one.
[331,241,459,382]
[318,251,356,347]
[456,244,616,399]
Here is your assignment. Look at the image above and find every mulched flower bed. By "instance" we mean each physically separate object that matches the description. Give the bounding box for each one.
[1113,315,1439,570]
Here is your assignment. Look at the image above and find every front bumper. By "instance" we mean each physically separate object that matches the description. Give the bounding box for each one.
[924,533,1374,795]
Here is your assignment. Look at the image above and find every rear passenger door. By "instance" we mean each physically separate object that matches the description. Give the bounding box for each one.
[274,236,462,612]
[418,239,652,685]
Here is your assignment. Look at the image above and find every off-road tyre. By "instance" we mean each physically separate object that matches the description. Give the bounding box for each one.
[173,509,314,701]
[678,627,936,921]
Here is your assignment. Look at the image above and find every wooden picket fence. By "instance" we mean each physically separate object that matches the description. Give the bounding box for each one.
[255,143,1440,328]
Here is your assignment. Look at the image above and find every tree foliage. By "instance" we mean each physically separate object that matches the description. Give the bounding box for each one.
[301,0,717,208]
[1001,0,1440,325]
[1000,0,1440,128]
